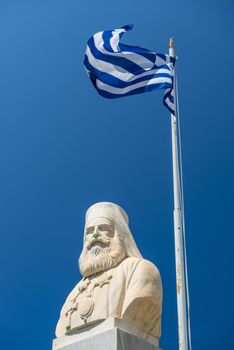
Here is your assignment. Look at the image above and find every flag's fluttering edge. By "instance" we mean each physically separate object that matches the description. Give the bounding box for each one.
[84,24,176,114]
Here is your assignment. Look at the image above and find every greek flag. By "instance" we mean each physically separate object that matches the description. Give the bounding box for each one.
[84,25,176,114]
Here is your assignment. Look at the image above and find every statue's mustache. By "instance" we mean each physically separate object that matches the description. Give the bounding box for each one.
[86,237,110,250]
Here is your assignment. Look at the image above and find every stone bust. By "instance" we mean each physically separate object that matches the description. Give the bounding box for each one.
[55,202,162,343]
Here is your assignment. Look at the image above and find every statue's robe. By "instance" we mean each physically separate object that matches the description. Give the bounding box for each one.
[56,257,162,340]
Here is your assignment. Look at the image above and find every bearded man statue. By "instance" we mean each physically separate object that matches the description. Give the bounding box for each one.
[55,202,162,345]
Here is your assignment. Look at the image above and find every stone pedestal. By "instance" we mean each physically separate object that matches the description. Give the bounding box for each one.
[53,318,160,350]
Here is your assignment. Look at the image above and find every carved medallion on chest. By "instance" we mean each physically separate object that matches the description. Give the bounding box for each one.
[79,296,94,322]
[64,271,112,329]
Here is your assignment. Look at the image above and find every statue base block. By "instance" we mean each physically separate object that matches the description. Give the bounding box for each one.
[53,318,160,350]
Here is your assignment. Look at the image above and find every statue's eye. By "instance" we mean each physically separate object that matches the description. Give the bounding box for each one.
[99,225,114,236]
[86,227,94,235]
[99,225,110,232]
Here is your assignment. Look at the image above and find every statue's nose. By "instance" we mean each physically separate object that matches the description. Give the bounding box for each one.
[93,226,99,238]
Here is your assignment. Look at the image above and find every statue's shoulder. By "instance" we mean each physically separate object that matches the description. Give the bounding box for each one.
[121,256,161,280]
[120,256,162,320]
[60,279,83,314]
[66,283,79,300]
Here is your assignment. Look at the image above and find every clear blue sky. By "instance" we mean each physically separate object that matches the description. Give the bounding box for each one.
[0,1,233,349]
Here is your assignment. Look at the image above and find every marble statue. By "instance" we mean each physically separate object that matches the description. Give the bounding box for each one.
[55,202,162,343]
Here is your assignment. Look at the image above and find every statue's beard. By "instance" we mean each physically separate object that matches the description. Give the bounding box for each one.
[78,235,126,277]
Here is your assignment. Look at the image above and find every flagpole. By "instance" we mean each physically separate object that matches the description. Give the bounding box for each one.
[169,38,189,350]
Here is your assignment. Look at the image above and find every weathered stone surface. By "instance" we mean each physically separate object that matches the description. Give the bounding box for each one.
[55,202,162,344]
[53,319,160,350]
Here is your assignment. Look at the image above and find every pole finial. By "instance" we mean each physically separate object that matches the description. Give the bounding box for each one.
[169,37,174,49]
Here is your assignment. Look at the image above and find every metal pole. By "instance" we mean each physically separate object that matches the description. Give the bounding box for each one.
[169,38,188,350]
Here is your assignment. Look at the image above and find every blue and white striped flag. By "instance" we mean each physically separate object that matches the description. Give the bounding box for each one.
[84,25,176,114]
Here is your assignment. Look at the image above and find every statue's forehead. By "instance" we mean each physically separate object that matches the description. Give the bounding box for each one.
[86,217,114,227]
[86,202,129,226]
